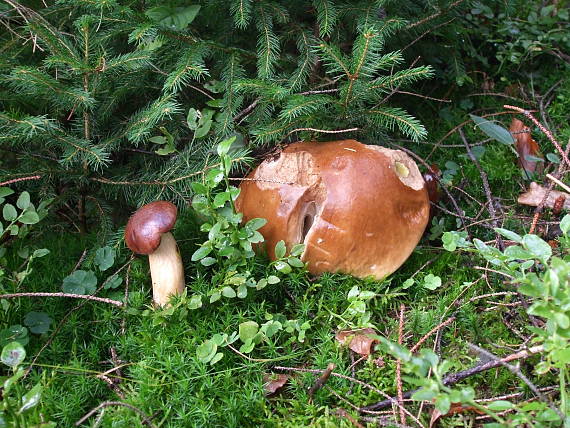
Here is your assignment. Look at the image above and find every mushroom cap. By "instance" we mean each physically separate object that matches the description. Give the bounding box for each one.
[235,140,430,279]
[124,201,178,254]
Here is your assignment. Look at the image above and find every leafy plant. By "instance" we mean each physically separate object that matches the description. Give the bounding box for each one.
[0,341,53,427]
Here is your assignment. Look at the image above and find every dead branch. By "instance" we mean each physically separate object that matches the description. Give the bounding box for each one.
[75,401,157,427]
[362,345,544,411]
[0,292,123,306]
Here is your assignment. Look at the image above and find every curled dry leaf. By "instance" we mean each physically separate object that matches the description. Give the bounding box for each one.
[335,328,378,357]
[509,118,544,176]
[263,373,289,396]
[429,403,485,428]
[518,182,570,211]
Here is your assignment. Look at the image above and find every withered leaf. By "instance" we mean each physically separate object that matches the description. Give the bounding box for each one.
[510,118,544,177]
[335,328,378,357]
[263,373,289,396]
[429,403,486,428]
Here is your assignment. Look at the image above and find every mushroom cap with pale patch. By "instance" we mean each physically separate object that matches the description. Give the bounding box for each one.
[235,140,430,279]
[124,201,178,255]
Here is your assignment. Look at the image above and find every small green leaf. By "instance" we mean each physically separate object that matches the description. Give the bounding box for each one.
[61,270,97,295]
[237,284,247,298]
[200,257,217,266]
[412,387,437,401]
[149,136,167,144]
[221,286,236,298]
[239,339,255,353]
[210,352,224,365]
[422,274,442,290]
[1,342,26,368]
[290,244,305,257]
[523,234,552,263]
[402,278,414,289]
[0,187,15,200]
[3,204,17,222]
[16,192,30,210]
[494,228,522,243]
[267,275,280,284]
[191,245,212,261]
[188,294,203,309]
[217,136,236,156]
[94,246,115,271]
[470,114,515,145]
[156,145,176,156]
[487,400,514,411]
[187,108,200,130]
[19,210,39,225]
[191,182,208,195]
[32,249,49,258]
[274,240,286,259]
[19,382,42,413]
[435,394,451,414]
[146,5,201,30]
[246,218,267,231]
[288,257,304,268]
[274,261,292,274]
[196,339,217,363]
[239,321,259,342]
[104,275,123,290]
[23,312,52,334]
[560,215,570,235]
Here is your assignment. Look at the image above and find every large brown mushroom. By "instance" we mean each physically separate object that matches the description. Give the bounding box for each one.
[124,201,184,307]
[235,140,430,280]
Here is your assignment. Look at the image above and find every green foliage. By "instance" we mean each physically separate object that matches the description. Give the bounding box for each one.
[1,341,53,427]
[433,219,570,425]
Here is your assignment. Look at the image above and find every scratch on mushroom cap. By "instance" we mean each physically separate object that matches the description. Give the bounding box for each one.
[124,201,178,254]
[235,140,430,280]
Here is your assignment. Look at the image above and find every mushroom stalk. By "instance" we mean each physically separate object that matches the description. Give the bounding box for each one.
[148,232,184,307]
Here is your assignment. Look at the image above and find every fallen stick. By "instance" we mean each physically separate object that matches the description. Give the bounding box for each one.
[362,345,544,411]
[0,292,123,306]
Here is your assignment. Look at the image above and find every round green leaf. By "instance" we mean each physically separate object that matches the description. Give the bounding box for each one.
[62,270,97,295]
[3,204,17,222]
[16,192,31,210]
[1,342,26,368]
[19,210,40,225]
[239,321,259,342]
[23,312,52,334]
[221,286,236,298]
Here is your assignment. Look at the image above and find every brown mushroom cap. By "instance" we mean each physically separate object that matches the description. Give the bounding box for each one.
[124,201,178,254]
[235,140,430,279]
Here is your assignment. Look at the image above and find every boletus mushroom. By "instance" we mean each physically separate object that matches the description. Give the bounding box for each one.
[235,140,430,280]
[124,201,184,306]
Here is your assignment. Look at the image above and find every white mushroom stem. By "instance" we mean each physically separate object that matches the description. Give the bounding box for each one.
[518,182,570,210]
[148,232,185,307]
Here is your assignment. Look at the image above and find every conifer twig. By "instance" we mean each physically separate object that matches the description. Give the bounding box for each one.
[0,292,123,306]
[0,175,42,186]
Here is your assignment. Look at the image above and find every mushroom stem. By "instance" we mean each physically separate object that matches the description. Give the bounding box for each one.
[147,232,184,307]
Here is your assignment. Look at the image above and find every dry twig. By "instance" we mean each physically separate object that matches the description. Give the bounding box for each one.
[75,401,157,427]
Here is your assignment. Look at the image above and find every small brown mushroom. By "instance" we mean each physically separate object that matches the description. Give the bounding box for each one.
[235,140,430,280]
[124,201,184,307]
